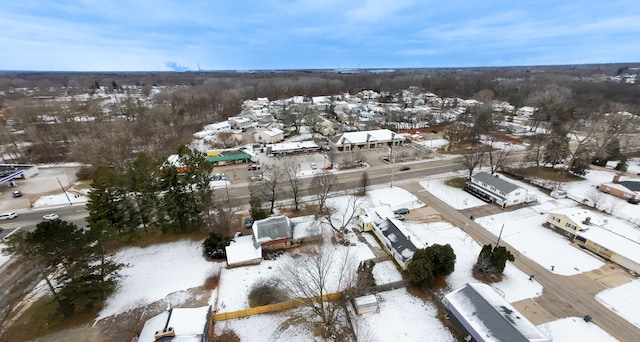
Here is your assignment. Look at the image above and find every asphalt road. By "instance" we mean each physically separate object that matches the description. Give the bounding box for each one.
[403,183,640,342]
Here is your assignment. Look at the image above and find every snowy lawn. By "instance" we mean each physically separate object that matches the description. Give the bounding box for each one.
[420,176,486,210]
[96,240,220,321]
[372,260,403,285]
[475,205,605,276]
[353,288,455,342]
[537,317,618,342]
[595,279,640,329]
[403,221,543,303]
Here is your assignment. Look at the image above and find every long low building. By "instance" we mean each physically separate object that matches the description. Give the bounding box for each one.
[333,129,405,151]
[546,208,640,274]
[445,283,551,342]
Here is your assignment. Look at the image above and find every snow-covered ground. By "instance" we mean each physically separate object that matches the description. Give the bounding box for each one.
[537,317,618,342]
[32,191,88,208]
[420,175,487,210]
[417,138,449,150]
[605,157,640,175]
[86,186,620,341]
[596,279,640,329]
[96,240,221,321]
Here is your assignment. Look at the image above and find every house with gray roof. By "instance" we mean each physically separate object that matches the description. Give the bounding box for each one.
[252,215,294,250]
[467,172,536,208]
[445,283,550,342]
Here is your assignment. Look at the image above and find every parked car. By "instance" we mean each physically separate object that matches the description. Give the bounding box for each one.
[310,163,317,170]
[12,190,23,198]
[244,217,254,229]
[42,213,60,221]
[394,208,410,215]
[399,165,411,171]
[247,164,261,171]
[393,213,405,221]
[0,212,18,220]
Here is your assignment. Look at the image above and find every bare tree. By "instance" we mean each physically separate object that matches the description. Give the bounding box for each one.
[487,140,513,174]
[324,190,366,234]
[458,144,485,179]
[284,161,302,210]
[253,164,283,214]
[311,172,337,214]
[525,135,547,166]
[279,245,356,338]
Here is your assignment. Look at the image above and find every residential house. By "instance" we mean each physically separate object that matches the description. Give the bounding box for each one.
[359,204,420,270]
[516,106,536,117]
[445,283,551,342]
[256,128,285,144]
[252,215,294,250]
[333,129,404,152]
[546,208,640,273]
[138,306,212,342]
[228,117,252,130]
[598,174,640,202]
[203,121,231,133]
[466,172,536,208]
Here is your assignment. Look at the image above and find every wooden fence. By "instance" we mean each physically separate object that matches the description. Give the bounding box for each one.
[212,292,342,322]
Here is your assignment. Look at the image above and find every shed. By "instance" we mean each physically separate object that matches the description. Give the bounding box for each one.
[353,295,379,315]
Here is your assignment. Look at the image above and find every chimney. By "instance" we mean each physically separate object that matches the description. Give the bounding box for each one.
[613,174,621,183]
[583,217,591,225]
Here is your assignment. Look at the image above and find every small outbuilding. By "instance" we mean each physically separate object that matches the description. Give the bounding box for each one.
[138,306,212,342]
[353,294,379,315]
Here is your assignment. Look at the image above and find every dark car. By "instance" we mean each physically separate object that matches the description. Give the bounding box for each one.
[244,217,254,229]
[394,208,410,215]
[399,165,411,171]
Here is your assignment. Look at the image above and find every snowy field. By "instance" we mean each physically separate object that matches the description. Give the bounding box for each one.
[96,240,221,321]
[32,192,88,208]
[372,260,403,285]
[420,175,486,210]
[403,221,543,302]
[606,157,640,175]
[596,279,640,329]
[417,138,449,150]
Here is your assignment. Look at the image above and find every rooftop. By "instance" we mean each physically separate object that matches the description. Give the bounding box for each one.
[472,172,521,194]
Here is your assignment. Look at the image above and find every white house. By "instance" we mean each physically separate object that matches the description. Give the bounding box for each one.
[225,235,262,267]
[358,204,420,270]
[204,121,231,133]
[228,117,252,130]
[445,283,551,342]
[256,128,285,144]
[467,172,536,207]
[516,106,536,117]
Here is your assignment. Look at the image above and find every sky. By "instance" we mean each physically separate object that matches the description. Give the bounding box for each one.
[1,0,640,71]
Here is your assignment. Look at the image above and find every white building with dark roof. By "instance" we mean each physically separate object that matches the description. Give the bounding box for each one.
[467,172,536,208]
[445,283,551,342]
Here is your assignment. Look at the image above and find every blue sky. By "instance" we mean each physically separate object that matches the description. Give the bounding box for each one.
[1,0,639,71]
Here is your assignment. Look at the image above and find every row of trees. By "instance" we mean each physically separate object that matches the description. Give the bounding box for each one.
[5,219,123,316]
[87,145,219,235]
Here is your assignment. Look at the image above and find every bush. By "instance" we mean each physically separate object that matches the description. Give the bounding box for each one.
[248,279,289,307]
[75,166,96,181]
[407,244,456,287]
[202,232,232,259]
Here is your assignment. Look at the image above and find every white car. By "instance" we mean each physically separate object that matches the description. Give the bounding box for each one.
[42,213,60,221]
[0,212,18,220]
[310,163,317,170]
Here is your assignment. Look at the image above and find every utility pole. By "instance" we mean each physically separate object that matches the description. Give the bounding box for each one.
[496,224,505,247]
[57,176,73,206]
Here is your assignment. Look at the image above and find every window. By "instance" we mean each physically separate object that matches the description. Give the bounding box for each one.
[551,216,560,223]
[565,222,577,230]
[624,192,632,198]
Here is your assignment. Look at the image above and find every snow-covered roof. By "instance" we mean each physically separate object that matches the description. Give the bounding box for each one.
[253,215,293,243]
[204,121,231,131]
[550,208,640,265]
[472,172,522,194]
[262,128,284,136]
[335,129,404,146]
[225,235,262,267]
[445,283,551,342]
[376,218,420,261]
[267,141,320,153]
[138,306,211,342]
